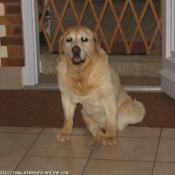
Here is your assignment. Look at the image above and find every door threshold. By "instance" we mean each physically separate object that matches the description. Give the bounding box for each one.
[24,84,59,90]
[124,86,161,92]
[24,85,162,92]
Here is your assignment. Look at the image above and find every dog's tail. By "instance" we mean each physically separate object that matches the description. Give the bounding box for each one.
[117,99,145,130]
[131,99,145,124]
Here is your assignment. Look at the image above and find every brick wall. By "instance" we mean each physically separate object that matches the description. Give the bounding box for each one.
[0,0,24,67]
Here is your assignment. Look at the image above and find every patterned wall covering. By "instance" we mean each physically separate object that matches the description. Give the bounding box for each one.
[0,0,24,67]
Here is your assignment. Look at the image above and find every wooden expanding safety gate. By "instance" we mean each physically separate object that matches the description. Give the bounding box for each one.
[39,0,162,54]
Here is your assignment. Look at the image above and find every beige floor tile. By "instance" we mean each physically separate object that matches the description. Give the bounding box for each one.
[83,160,154,175]
[42,128,62,134]
[0,133,38,155]
[27,135,92,158]
[123,77,161,86]
[116,127,161,138]
[91,137,159,161]
[156,139,175,162]
[0,126,43,134]
[42,128,91,136]
[43,127,161,138]
[16,156,87,175]
[0,155,23,171]
[161,128,175,139]
[153,162,175,175]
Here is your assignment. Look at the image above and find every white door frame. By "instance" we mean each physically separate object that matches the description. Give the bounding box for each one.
[21,0,39,86]
[160,0,175,99]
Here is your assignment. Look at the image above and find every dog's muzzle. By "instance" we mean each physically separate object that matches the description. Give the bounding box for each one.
[71,45,85,65]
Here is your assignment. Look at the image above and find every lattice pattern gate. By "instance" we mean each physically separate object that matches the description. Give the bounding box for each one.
[39,0,162,54]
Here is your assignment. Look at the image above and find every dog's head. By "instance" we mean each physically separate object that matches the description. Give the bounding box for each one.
[59,25,101,66]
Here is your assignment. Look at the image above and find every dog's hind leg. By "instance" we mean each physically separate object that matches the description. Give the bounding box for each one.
[82,109,104,150]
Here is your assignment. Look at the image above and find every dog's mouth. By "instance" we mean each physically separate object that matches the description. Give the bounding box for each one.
[71,45,85,66]
[72,54,85,66]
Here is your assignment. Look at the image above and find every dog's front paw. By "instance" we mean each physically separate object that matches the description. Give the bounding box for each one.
[56,133,70,142]
[102,137,116,146]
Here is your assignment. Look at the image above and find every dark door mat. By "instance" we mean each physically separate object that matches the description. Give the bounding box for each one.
[0,90,175,128]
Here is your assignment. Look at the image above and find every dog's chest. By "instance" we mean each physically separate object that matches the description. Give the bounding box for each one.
[67,79,96,99]
[60,74,102,103]
[60,71,97,97]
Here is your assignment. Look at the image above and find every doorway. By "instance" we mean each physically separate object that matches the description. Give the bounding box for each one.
[22,0,166,89]
[37,0,162,89]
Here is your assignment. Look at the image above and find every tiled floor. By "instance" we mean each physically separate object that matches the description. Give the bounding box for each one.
[0,126,175,175]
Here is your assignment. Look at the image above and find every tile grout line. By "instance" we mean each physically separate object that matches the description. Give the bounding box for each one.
[151,127,163,175]
[81,149,93,175]
[14,127,45,171]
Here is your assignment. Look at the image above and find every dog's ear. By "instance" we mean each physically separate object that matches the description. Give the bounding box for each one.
[58,35,64,62]
[93,32,101,56]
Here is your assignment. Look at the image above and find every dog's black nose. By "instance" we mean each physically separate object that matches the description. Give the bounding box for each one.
[72,45,81,54]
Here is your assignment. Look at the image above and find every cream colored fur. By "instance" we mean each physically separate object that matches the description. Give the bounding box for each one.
[56,25,145,149]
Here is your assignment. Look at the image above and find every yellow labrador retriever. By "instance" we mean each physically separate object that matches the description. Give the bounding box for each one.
[56,25,145,149]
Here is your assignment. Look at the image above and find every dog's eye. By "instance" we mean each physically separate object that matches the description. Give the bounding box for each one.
[81,37,88,42]
[66,37,72,42]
